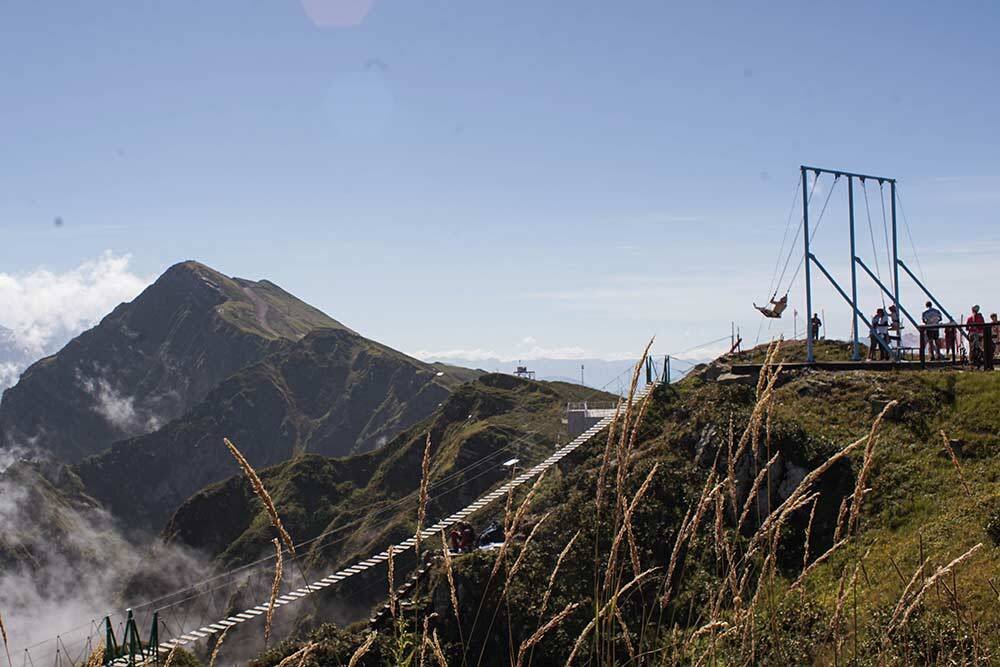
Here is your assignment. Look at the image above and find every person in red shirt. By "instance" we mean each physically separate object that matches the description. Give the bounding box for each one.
[967,305,986,365]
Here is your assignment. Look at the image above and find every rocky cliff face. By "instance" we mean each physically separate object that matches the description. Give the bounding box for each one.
[74,327,481,530]
[0,261,347,463]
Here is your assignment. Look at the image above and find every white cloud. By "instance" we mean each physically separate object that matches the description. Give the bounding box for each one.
[0,252,151,356]
[0,252,152,390]
[415,338,633,363]
[415,347,501,362]
[76,374,163,436]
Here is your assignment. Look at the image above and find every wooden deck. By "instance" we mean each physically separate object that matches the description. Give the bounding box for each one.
[730,360,962,373]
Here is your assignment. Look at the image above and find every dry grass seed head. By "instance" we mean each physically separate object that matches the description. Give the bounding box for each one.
[753,430,870,551]
[224,437,295,555]
[613,341,653,518]
[897,544,983,629]
[515,602,580,667]
[506,511,551,585]
[83,643,104,667]
[830,563,860,652]
[275,642,319,667]
[416,432,433,554]
[736,451,781,532]
[603,463,659,593]
[939,430,973,497]
[613,604,638,661]
[847,400,897,535]
[802,495,820,569]
[594,399,623,513]
[0,610,12,667]
[418,613,438,667]
[265,537,283,644]
[160,644,180,667]
[568,567,659,665]
[208,625,230,667]
[347,633,377,667]
[388,544,397,619]
[440,531,461,628]
[428,629,448,667]
[539,530,580,620]
[489,471,546,582]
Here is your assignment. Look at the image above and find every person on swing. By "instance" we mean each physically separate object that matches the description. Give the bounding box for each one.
[755,294,788,318]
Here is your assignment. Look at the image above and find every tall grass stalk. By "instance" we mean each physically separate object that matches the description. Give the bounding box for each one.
[266,538,283,644]
[0,610,12,667]
[416,433,433,554]
[224,437,295,555]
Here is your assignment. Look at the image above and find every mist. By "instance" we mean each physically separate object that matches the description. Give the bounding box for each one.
[0,448,205,659]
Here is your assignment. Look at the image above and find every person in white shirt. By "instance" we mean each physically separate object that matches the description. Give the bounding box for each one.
[868,308,890,360]
[921,301,943,361]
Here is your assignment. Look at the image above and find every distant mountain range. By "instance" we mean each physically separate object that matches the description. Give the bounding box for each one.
[424,356,699,391]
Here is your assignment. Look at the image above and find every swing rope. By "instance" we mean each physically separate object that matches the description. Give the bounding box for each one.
[878,181,894,293]
[895,184,927,282]
[765,176,803,301]
[772,172,821,299]
[862,179,886,309]
[783,173,840,294]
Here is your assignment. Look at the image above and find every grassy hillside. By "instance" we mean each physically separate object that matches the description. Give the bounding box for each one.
[164,373,605,572]
[254,343,999,666]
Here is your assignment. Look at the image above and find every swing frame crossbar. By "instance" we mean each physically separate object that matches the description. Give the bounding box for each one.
[800,165,949,363]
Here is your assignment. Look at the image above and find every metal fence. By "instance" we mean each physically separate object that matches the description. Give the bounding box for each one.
[917,322,996,370]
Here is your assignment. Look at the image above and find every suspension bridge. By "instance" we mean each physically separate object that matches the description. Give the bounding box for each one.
[16,349,718,667]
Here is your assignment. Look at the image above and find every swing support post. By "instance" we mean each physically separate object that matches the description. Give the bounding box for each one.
[802,166,814,363]
[848,177,861,360]
[891,181,901,328]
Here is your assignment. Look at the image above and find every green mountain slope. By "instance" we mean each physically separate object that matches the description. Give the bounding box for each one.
[0,261,347,463]
[75,328,481,530]
[161,374,605,594]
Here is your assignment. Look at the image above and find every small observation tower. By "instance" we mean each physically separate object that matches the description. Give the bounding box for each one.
[513,363,535,380]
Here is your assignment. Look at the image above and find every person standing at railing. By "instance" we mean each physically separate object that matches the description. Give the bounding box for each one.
[991,313,1000,361]
[967,305,986,365]
[945,321,958,361]
[921,301,943,361]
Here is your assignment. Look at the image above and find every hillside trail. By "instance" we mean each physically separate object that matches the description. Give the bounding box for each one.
[241,286,278,337]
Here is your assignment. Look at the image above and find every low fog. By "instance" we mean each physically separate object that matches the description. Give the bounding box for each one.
[0,447,205,659]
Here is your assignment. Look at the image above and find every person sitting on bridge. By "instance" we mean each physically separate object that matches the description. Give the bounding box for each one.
[754,294,788,319]
[967,305,985,364]
[921,301,943,361]
[868,308,890,360]
[459,522,477,552]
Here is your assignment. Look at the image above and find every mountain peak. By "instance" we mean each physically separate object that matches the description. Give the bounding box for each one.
[0,260,348,462]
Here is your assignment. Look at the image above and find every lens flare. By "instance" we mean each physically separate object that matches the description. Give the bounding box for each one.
[301,0,375,28]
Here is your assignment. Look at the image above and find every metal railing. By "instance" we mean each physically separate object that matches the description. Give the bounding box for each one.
[918,322,997,370]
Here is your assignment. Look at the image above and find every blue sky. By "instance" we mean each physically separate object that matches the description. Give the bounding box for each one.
[2,1,998,362]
